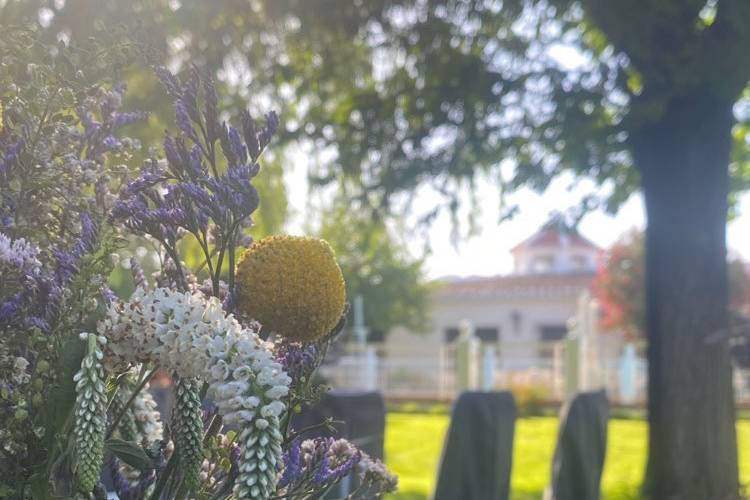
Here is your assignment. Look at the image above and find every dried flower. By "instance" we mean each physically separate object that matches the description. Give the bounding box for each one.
[235,236,346,342]
[358,455,398,493]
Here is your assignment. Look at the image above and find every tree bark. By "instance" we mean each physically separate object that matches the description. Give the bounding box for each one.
[632,89,739,500]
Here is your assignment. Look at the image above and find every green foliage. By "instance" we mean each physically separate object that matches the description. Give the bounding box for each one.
[3,0,749,222]
[105,438,156,471]
[511,383,551,417]
[317,201,431,336]
[385,414,750,500]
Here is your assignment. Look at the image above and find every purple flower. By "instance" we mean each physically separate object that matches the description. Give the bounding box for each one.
[130,258,147,289]
[280,438,304,488]
[0,293,23,323]
[0,138,24,177]
[175,99,198,141]
[79,109,101,140]
[53,250,77,285]
[73,213,99,258]
[0,232,41,271]
[102,135,121,150]
[276,342,318,383]
[288,437,361,487]
[25,315,50,332]
[110,458,156,500]
[100,286,117,305]
[187,144,206,178]
[163,134,182,170]
[112,111,148,129]
[155,66,181,99]
[203,75,219,143]
[259,111,279,150]
[227,126,247,165]
[314,439,361,484]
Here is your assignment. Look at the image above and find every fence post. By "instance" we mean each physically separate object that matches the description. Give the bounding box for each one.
[455,320,480,392]
[482,345,496,391]
[564,316,580,400]
[618,343,637,405]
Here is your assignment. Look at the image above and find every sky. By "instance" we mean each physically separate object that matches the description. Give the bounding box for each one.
[415,179,750,280]
[285,159,750,281]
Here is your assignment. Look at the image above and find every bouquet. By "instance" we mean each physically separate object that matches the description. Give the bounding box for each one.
[0,31,396,500]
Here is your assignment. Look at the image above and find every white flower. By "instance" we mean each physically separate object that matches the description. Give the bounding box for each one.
[232,366,253,381]
[244,396,260,408]
[260,401,285,418]
[235,339,257,358]
[207,336,227,358]
[12,357,30,384]
[209,359,229,381]
[99,287,291,499]
[265,385,289,400]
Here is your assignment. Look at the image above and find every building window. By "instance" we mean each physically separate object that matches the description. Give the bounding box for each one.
[539,325,567,342]
[538,325,567,358]
[571,254,589,269]
[511,310,522,334]
[475,327,500,343]
[367,329,385,343]
[444,327,460,343]
[532,255,555,273]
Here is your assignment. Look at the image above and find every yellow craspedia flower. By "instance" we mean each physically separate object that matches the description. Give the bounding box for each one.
[235,235,346,342]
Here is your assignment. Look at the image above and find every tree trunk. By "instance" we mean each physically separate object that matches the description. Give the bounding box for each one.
[633,90,739,500]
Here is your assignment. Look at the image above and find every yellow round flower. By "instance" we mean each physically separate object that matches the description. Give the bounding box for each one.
[235,235,346,342]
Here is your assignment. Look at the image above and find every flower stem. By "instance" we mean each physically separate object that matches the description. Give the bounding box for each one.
[106,367,158,439]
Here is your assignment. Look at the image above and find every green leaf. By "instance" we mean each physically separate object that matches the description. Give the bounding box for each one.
[105,438,156,471]
[27,472,49,500]
[43,336,86,445]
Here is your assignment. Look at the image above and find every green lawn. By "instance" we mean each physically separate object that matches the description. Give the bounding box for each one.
[385,413,750,500]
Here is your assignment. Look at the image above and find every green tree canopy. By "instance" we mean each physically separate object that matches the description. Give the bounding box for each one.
[316,200,431,337]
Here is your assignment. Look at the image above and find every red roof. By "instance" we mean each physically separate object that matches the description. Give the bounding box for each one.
[435,272,595,299]
[510,226,599,253]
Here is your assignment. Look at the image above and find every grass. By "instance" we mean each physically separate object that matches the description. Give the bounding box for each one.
[385,413,750,500]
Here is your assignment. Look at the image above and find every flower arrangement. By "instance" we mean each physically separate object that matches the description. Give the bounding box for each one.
[0,32,396,499]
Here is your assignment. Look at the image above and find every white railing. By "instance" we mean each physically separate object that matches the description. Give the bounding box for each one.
[321,340,750,407]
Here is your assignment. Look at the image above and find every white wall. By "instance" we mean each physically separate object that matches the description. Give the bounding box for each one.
[384,291,580,370]
[512,246,598,275]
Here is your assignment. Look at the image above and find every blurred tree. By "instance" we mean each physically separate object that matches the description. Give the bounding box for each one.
[595,232,750,340]
[593,232,645,341]
[4,1,750,497]
[316,200,431,338]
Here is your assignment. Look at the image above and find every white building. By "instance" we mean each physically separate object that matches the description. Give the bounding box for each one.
[383,218,601,380]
